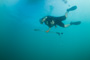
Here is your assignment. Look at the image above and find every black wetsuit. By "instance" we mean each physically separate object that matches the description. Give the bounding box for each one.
[43,15,66,28]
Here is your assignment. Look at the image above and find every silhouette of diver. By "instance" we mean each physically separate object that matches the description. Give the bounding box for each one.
[40,6,81,32]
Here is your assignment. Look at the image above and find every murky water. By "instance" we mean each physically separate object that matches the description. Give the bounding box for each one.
[0,0,90,60]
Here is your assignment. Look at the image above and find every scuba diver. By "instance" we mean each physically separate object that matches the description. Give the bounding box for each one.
[40,6,81,33]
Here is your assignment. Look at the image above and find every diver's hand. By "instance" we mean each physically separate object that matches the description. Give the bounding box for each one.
[46,28,51,33]
[46,30,49,33]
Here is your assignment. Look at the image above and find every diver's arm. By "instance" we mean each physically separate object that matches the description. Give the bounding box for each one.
[46,28,51,33]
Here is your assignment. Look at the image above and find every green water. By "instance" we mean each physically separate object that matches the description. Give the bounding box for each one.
[0,0,90,60]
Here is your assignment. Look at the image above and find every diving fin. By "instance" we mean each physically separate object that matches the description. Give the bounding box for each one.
[70,21,81,25]
[67,6,77,12]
